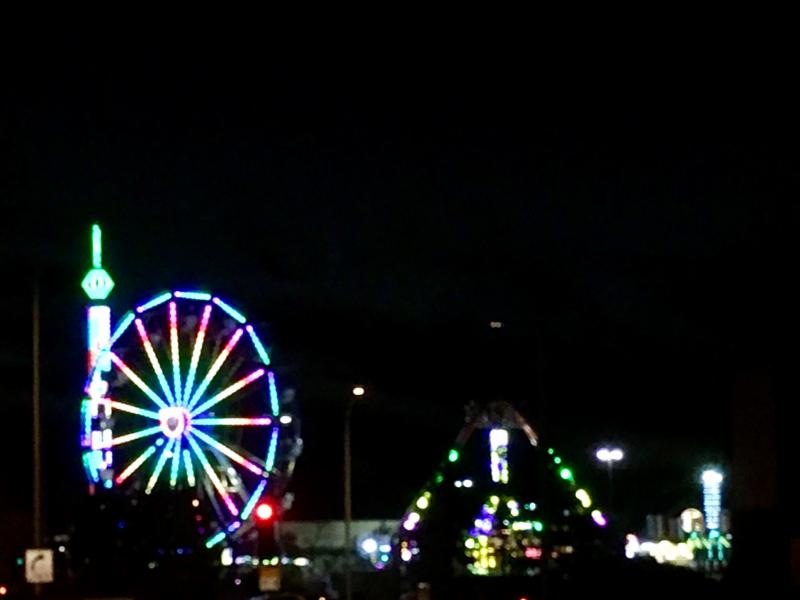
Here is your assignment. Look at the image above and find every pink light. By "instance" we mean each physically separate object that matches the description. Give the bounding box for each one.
[169,302,182,405]
[591,510,608,527]
[524,547,543,560]
[190,429,263,475]
[190,368,265,417]
[192,417,273,426]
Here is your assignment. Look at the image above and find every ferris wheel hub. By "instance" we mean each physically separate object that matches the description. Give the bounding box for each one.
[158,406,190,440]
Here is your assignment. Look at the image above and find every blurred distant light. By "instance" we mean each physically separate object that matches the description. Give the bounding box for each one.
[416,496,429,510]
[352,385,366,397]
[192,499,200,508]
[575,489,592,508]
[401,548,412,562]
[279,415,293,424]
[448,449,460,463]
[293,557,310,567]
[221,547,233,566]
[0,585,7,596]
[559,468,573,481]
[702,469,723,531]
[591,510,608,527]
[361,538,378,554]
[462,479,473,488]
[379,544,392,553]
[489,321,504,329]
[596,447,624,463]
[454,480,462,488]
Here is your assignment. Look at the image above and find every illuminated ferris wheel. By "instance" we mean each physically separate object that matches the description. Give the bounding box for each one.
[80,225,301,548]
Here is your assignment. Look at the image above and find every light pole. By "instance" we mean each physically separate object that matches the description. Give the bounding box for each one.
[596,447,623,513]
[344,385,365,600]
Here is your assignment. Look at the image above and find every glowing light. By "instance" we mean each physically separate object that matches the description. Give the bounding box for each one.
[241,479,269,520]
[182,449,196,486]
[168,302,182,405]
[246,325,271,366]
[361,538,378,554]
[401,548,412,561]
[186,328,244,411]
[680,508,704,534]
[186,435,238,516]
[109,311,135,346]
[112,426,161,446]
[183,304,212,403]
[489,428,509,484]
[134,319,176,405]
[221,547,233,566]
[524,547,543,559]
[265,427,279,471]
[533,521,544,532]
[82,268,115,300]
[170,436,183,487]
[462,479,473,488]
[559,467,573,481]
[416,496,429,510]
[192,417,273,426]
[512,521,533,531]
[88,306,111,370]
[575,489,592,508]
[136,292,172,313]
[108,400,160,420]
[145,438,176,494]
[212,297,247,324]
[596,447,624,463]
[205,531,226,549]
[190,428,263,476]
[702,469,723,531]
[255,503,274,521]
[279,415,292,424]
[190,368,265,417]
[266,371,280,416]
[115,444,158,484]
[158,407,189,439]
[591,510,607,527]
[109,352,169,410]
[448,449,460,462]
[625,534,640,559]
[174,291,212,301]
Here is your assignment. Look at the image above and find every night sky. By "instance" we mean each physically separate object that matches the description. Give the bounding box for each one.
[2,51,798,543]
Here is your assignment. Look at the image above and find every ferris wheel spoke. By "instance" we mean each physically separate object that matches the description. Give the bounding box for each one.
[169,302,183,405]
[189,428,263,476]
[183,304,212,405]
[115,443,159,484]
[109,352,169,410]
[191,417,273,426]
[185,328,244,412]
[186,435,239,516]
[134,318,176,405]
[112,426,162,446]
[189,368,265,418]
[145,438,176,494]
[182,448,196,487]
[108,400,160,420]
[169,436,183,488]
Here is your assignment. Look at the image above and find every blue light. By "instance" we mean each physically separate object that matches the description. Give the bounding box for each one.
[136,292,173,313]
[174,291,213,301]
[212,297,247,324]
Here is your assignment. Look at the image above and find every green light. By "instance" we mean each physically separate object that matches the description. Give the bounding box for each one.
[533,520,544,532]
[82,268,115,300]
[547,448,554,455]
[92,224,103,268]
[435,472,444,484]
[205,531,226,549]
[553,456,562,464]
[448,449,459,462]
[559,467,573,481]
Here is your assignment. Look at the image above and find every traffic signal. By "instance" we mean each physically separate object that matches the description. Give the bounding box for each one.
[255,501,275,523]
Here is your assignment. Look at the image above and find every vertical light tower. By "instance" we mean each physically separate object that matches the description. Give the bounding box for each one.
[701,468,725,562]
[80,224,116,492]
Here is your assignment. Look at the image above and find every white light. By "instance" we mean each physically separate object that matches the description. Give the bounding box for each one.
[293,557,310,567]
[400,548,412,562]
[596,447,623,463]
[360,538,378,554]
[462,479,473,488]
[279,415,293,424]
[221,547,233,566]
[489,429,509,447]
[379,544,391,553]
[454,480,463,488]
[352,385,366,397]
[702,470,723,485]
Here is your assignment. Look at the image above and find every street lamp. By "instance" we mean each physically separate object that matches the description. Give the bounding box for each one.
[344,385,366,600]
[596,447,624,513]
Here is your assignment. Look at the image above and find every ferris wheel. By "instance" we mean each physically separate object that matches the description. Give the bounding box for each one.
[80,225,301,548]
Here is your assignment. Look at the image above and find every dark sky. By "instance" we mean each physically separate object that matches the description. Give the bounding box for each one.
[2,51,798,534]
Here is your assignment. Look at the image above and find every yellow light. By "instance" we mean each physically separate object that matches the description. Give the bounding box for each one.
[490,495,499,505]
[416,496,429,510]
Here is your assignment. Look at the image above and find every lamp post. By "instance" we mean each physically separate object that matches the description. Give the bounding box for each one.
[596,447,623,513]
[344,385,365,600]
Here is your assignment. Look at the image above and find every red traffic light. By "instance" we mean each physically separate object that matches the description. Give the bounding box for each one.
[255,502,275,522]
